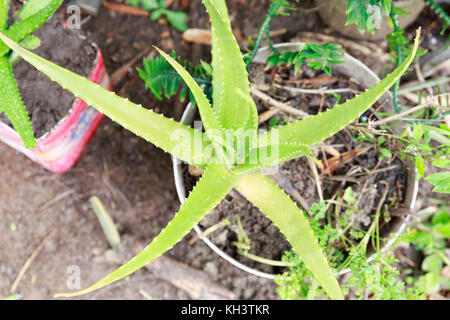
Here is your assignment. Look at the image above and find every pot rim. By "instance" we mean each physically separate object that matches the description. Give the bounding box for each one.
[172,42,419,279]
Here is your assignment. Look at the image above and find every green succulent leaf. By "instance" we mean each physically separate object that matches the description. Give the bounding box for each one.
[155,47,237,163]
[56,164,238,297]
[0,0,62,57]
[204,0,258,133]
[0,56,36,148]
[236,173,343,300]
[235,28,421,174]
[0,32,212,167]
[1,1,422,301]
[17,0,54,20]
[0,0,10,31]
[9,35,41,67]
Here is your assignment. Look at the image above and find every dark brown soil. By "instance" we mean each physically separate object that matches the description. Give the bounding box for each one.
[0,2,97,138]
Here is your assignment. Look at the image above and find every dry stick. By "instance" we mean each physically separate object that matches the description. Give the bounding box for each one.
[258,108,279,124]
[370,93,450,127]
[273,83,359,95]
[10,229,58,293]
[102,1,149,16]
[308,158,324,201]
[415,62,434,97]
[37,189,74,212]
[250,85,309,118]
[352,165,399,177]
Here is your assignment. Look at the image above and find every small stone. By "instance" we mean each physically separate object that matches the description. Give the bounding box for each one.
[203,262,219,280]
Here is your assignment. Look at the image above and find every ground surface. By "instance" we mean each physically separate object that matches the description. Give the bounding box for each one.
[0,0,448,300]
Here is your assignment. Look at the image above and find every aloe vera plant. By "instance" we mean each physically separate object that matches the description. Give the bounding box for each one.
[0,0,420,299]
[0,0,63,148]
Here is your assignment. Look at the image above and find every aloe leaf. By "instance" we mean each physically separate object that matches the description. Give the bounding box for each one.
[9,35,40,67]
[203,0,258,133]
[0,32,212,167]
[0,0,11,31]
[17,0,54,20]
[0,56,36,148]
[235,28,421,174]
[235,173,343,300]
[155,47,227,148]
[55,164,238,297]
[0,0,62,57]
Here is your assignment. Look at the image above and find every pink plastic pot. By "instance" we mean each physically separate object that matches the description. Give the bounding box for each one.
[0,48,112,174]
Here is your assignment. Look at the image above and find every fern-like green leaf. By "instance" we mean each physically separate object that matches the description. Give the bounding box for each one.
[55,164,238,297]
[137,51,211,103]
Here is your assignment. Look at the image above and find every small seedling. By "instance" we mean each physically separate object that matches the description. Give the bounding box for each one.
[137,51,212,105]
[128,0,189,32]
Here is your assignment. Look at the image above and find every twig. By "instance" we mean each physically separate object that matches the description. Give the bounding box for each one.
[414,62,434,97]
[10,229,58,293]
[110,49,150,87]
[308,158,323,201]
[370,93,450,127]
[250,85,309,118]
[273,83,359,95]
[37,189,74,212]
[258,108,279,124]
